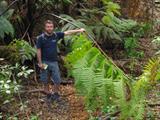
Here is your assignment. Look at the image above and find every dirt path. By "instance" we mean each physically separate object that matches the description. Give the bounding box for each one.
[1,83,88,120]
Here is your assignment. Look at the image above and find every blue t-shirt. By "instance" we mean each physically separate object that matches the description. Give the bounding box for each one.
[36,32,64,62]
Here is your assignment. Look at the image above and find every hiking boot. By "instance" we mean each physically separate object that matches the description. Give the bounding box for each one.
[47,92,60,102]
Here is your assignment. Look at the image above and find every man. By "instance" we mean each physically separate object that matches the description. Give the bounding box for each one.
[36,20,85,100]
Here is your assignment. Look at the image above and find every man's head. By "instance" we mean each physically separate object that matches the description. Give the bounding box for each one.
[44,20,54,35]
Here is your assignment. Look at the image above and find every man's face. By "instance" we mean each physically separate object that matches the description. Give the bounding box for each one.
[45,23,54,34]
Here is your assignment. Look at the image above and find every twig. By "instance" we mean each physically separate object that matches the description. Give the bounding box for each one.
[17,90,30,120]
[21,24,31,39]
[21,89,74,97]
[148,103,160,107]
[101,110,121,120]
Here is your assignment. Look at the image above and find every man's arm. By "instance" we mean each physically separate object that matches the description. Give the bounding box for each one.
[37,48,42,64]
[37,48,44,69]
[64,28,85,35]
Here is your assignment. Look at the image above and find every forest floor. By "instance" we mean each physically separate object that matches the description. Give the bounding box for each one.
[1,79,159,120]
[1,82,89,120]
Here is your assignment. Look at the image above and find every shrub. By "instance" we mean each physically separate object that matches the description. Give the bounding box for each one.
[8,39,36,63]
[0,63,33,105]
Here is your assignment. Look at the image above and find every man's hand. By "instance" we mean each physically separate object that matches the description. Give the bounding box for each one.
[79,28,85,32]
[38,63,44,69]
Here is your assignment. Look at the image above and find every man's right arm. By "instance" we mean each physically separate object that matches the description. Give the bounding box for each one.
[36,36,44,69]
[37,48,43,68]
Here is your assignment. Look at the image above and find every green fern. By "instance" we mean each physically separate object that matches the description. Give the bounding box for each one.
[102,0,121,15]
[91,23,122,42]
[59,14,94,38]
[0,17,14,39]
[65,34,160,119]
[7,39,36,63]
[0,1,14,39]
[120,57,160,120]
[65,34,129,111]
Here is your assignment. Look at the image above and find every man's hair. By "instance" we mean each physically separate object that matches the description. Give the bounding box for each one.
[44,20,54,26]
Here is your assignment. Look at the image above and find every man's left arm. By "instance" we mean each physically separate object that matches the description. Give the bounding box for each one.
[64,28,85,35]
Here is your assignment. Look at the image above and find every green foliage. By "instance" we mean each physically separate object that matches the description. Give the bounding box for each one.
[91,23,122,42]
[0,0,14,18]
[60,0,137,43]
[124,37,144,58]
[0,17,14,39]
[65,34,129,111]
[153,36,160,44]
[0,112,2,119]
[0,63,34,105]
[65,34,160,119]
[102,14,137,34]
[102,0,121,15]
[8,39,36,63]
[37,0,72,7]
[0,0,14,39]
[120,57,160,120]
[123,22,152,58]
[101,0,137,42]
[59,14,94,38]
[30,115,39,120]
[135,22,153,38]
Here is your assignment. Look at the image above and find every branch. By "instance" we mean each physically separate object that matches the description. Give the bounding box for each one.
[101,110,121,120]
[21,88,74,97]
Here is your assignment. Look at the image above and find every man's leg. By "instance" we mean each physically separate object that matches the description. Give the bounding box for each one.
[51,61,61,94]
[40,69,50,94]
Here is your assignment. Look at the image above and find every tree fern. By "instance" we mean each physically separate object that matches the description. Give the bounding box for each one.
[59,14,94,38]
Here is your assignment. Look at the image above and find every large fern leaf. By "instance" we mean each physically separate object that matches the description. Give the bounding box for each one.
[65,34,160,119]
[65,34,129,112]
[0,17,14,39]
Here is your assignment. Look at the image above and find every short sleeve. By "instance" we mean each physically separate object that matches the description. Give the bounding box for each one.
[56,32,64,41]
[36,36,42,49]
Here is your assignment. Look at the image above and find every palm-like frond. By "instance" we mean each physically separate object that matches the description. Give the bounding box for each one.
[0,17,14,39]
[91,23,122,42]
[59,14,94,38]
[0,1,14,39]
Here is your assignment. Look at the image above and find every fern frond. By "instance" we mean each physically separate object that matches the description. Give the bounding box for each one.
[120,57,160,119]
[65,34,129,113]
[65,34,160,119]
[59,14,94,38]
[0,17,14,39]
